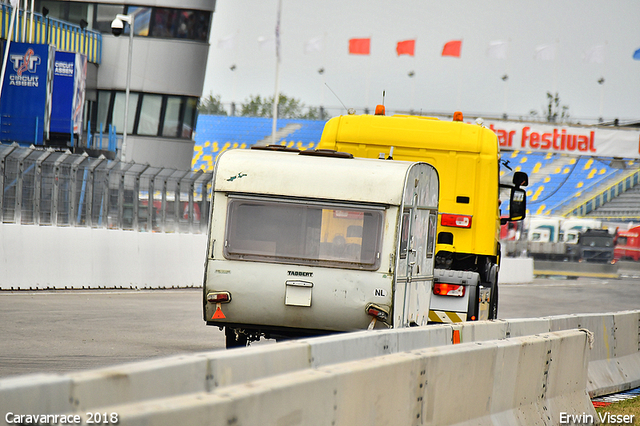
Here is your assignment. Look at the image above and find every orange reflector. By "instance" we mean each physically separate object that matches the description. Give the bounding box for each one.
[453,111,463,121]
[374,104,385,115]
[452,329,460,344]
[212,303,226,319]
[441,213,472,228]
[433,283,465,297]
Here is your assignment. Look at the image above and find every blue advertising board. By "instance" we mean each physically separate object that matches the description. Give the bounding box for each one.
[0,42,54,145]
[50,51,87,144]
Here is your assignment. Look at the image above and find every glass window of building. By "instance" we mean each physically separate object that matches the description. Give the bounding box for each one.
[38,0,65,19]
[137,94,162,136]
[152,8,177,38]
[67,3,91,28]
[162,96,182,137]
[94,4,124,33]
[96,92,111,133]
[182,98,197,138]
[112,92,138,135]
[127,6,152,36]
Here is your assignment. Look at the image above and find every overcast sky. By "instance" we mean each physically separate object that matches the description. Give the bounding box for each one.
[202,1,640,123]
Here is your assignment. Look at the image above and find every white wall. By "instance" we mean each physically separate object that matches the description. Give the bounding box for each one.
[0,224,207,290]
[499,257,534,284]
[0,224,534,290]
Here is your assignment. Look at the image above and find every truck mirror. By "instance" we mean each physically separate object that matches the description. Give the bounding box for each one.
[509,187,526,221]
[513,171,528,187]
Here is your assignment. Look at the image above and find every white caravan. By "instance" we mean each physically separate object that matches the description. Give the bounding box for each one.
[202,148,439,348]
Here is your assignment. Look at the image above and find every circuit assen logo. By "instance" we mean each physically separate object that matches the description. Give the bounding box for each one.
[9,49,41,87]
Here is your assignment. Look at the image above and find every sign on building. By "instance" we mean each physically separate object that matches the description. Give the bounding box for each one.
[0,42,55,145]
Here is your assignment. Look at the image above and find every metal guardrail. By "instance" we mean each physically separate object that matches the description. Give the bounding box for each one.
[0,143,212,233]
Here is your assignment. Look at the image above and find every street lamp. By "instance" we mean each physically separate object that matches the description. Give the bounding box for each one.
[111,14,134,162]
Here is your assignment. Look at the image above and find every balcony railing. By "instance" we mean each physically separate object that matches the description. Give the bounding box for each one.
[0,3,101,64]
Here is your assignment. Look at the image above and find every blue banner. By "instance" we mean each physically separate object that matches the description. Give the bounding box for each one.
[50,51,76,135]
[0,42,54,145]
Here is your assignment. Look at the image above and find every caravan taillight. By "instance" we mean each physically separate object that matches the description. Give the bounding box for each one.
[207,291,231,303]
[433,283,465,297]
[366,304,389,321]
[441,214,472,228]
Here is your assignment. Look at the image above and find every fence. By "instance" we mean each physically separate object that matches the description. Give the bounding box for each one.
[0,143,212,233]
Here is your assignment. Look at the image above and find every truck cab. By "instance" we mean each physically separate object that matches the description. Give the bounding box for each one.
[317,110,527,323]
[202,148,439,347]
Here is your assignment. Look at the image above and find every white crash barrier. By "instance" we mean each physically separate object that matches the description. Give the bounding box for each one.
[547,311,640,397]
[498,257,534,284]
[76,330,595,426]
[0,224,207,289]
[1,313,638,422]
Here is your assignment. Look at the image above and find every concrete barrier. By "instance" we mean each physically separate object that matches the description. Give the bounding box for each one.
[1,313,638,423]
[534,260,619,279]
[498,257,534,284]
[547,311,640,397]
[0,224,207,289]
[80,331,595,426]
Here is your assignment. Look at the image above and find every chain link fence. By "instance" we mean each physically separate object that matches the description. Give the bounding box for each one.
[0,144,212,233]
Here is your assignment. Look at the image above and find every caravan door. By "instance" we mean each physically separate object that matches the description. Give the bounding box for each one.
[393,165,438,328]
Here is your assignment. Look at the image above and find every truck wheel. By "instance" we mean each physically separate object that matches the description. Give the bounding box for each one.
[488,264,499,320]
[225,327,248,349]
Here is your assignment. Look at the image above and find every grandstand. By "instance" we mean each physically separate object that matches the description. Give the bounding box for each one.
[191,116,325,172]
[192,115,640,221]
[500,151,629,217]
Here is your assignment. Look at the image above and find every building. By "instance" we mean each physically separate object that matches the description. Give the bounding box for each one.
[1,0,216,170]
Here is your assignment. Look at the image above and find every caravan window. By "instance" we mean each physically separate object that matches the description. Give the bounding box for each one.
[224,196,384,270]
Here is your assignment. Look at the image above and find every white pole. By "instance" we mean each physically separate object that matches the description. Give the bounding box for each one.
[119,14,133,162]
[271,0,282,146]
[21,0,26,42]
[28,0,34,43]
[0,3,20,100]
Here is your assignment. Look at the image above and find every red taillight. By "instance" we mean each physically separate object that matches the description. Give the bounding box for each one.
[207,291,231,303]
[441,214,472,228]
[433,283,465,297]
[366,304,389,321]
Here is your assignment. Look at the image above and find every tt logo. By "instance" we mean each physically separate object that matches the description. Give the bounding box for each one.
[11,49,41,76]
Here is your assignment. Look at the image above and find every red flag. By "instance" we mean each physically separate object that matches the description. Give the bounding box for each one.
[349,38,370,55]
[396,40,415,56]
[442,40,462,57]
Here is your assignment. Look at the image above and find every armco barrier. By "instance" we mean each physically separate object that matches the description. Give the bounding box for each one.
[0,330,594,426]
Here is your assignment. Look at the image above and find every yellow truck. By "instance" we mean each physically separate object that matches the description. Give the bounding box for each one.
[317,109,527,323]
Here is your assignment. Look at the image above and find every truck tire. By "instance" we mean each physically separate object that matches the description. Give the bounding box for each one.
[489,283,499,320]
[225,327,248,349]
[488,264,499,320]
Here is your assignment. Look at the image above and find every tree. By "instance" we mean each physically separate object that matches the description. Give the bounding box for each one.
[530,92,569,123]
[240,94,327,120]
[198,93,227,115]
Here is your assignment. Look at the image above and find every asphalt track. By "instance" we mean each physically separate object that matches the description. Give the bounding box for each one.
[1,276,639,378]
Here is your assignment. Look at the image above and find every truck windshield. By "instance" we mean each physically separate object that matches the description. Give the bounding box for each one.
[580,237,612,247]
[224,196,384,270]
